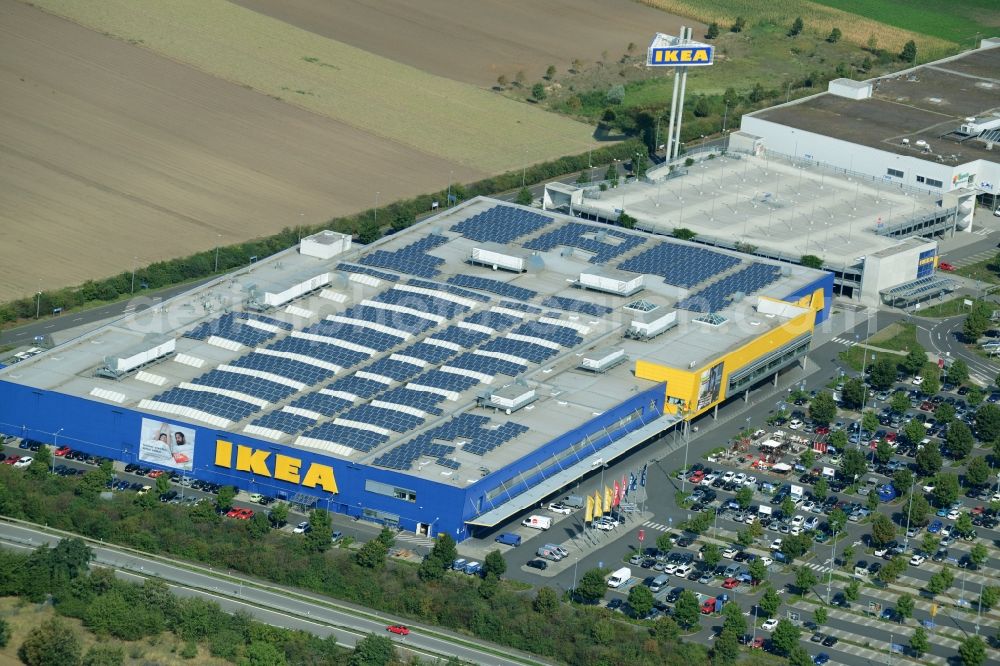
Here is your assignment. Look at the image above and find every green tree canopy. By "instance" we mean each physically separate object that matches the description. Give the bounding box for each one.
[840,449,867,482]
[947,421,975,460]
[515,187,533,205]
[903,344,927,376]
[966,456,990,487]
[841,378,866,410]
[17,617,82,666]
[935,402,956,424]
[976,404,1000,442]
[483,549,507,579]
[735,486,754,510]
[947,358,969,386]
[576,568,607,604]
[706,22,720,39]
[931,473,960,507]
[531,82,546,100]
[533,586,560,615]
[890,390,910,413]
[800,255,823,269]
[794,566,817,595]
[348,633,395,666]
[759,585,781,617]
[702,543,722,568]
[628,583,654,618]
[915,440,941,476]
[788,17,804,37]
[809,391,837,424]
[732,16,746,32]
[674,589,700,629]
[770,618,801,655]
[827,27,842,43]
[909,625,929,657]
[871,358,897,390]
[958,635,986,666]
[871,513,896,546]
[896,593,914,621]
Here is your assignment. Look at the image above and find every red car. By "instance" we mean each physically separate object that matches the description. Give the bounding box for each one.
[147,469,165,479]
[387,625,410,636]
[885,432,897,443]
[750,636,765,649]
[3,455,20,465]
[938,262,955,271]
[920,401,934,412]
[689,470,705,484]
[700,599,716,614]
[54,446,71,457]
[225,508,242,518]
[815,426,830,435]
[236,508,254,520]
[722,578,739,589]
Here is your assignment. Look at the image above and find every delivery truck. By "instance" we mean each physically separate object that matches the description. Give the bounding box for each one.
[521,515,552,530]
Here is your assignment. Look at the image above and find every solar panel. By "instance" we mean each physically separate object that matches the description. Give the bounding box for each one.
[523,221,646,263]
[449,205,554,244]
[618,242,742,288]
[676,263,782,313]
[359,234,448,278]
[336,263,400,282]
[541,296,612,317]
[447,275,536,301]
[152,387,260,421]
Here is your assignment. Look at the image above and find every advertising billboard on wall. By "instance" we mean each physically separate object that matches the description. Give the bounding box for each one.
[696,361,724,409]
[139,418,195,471]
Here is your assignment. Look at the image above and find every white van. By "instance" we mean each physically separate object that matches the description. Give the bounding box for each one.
[607,567,631,588]
[521,515,552,530]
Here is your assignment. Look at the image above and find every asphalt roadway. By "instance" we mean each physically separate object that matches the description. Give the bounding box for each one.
[0,519,546,666]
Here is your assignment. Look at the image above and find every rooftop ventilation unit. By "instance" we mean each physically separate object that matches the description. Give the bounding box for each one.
[95,337,175,380]
[578,347,627,373]
[625,309,677,340]
[578,269,645,296]
[478,383,537,413]
[470,243,529,273]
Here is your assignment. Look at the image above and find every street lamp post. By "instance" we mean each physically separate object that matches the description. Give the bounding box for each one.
[52,427,63,475]
[131,257,137,294]
[214,233,222,272]
[903,479,915,550]
[35,291,42,319]
[374,191,380,227]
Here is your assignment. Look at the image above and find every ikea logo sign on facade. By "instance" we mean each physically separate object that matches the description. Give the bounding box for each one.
[215,440,339,493]
[649,46,714,66]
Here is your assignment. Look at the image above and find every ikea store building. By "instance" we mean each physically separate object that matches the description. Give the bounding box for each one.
[0,198,831,541]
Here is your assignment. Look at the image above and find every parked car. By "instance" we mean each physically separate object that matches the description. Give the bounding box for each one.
[526,559,548,570]
[293,521,311,534]
[761,618,779,631]
[386,625,410,636]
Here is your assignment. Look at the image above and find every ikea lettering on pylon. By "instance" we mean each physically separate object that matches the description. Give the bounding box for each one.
[646,33,715,68]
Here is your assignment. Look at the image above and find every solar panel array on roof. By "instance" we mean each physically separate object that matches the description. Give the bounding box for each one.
[676,263,782,313]
[327,374,388,400]
[288,391,355,417]
[372,412,529,470]
[406,279,491,303]
[449,205,554,244]
[364,358,423,383]
[183,312,289,346]
[230,352,334,386]
[447,275,536,301]
[429,326,491,348]
[401,340,460,364]
[300,423,389,453]
[541,296,612,317]
[360,234,448,278]
[192,369,298,403]
[341,404,424,433]
[522,222,646,263]
[302,320,401,352]
[511,321,583,347]
[152,387,260,421]
[448,352,526,378]
[498,301,542,314]
[378,387,446,416]
[250,410,317,435]
[374,286,471,320]
[341,304,435,335]
[335,263,400,282]
[410,369,481,393]
[479,338,556,364]
[618,242,742,288]
[267,337,369,370]
[463,310,518,331]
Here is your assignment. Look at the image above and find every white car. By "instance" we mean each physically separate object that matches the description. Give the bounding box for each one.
[702,474,718,486]
[770,538,783,551]
[593,520,615,531]
[923,484,936,493]
[803,516,819,530]
[993,491,1000,503]
[910,554,926,566]
[912,376,924,386]
[664,562,679,574]
[722,546,739,559]
[946,509,960,520]
[744,476,757,487]
[293,521,311,534]
[745,514,757,525]
[801,501,816,513]
[790,526,802,536]
[674,564,693,578]
[874,545,888,557]
[940,525,953,538]
[789,419,804,430]
[12,456,32,468]
[761,618,779,631]
[722,471,736,482]
[759,556,773,567]
[548,502,573,515]
[734,473,747,485]
[791,515,805,527]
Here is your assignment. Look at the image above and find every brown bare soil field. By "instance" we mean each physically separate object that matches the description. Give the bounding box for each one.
[230,0,699,87]
[0,1,483,302]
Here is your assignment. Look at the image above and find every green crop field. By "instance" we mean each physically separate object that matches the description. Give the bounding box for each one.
[26,0,598,174]
[813,0,999,45]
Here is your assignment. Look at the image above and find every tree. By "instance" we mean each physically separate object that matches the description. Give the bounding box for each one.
[844,580,860,602]
[828,507,847,535]
[967,456,990,487]
[0,617,9,648]
[780,496,796,521]
[890,390,910,414]
[948,358,969,386]
[922,532,941,555]
[711,627,740,666]
[82,644,125,666]
[893,468,913,495]
[721,600,747,636]
[809,391,837,424]
[970,542,989,568]
[771,618,801,655]
[155,473,171,497]
[27,445,52,479]
[515,187,532,206]
[240,641,286,666]
[628,584,654,618]
[980,586,1000,610]
[801,448,815,469]
[870,358,897,391]
[947,421,975,459]
[530,82,546,100]
[959,635,986,666]
[357,218,381,244]
[656,532,674,554]
[841,377,866,410]
[735,486,754,510]
[867,488,880,513]
[935,402,956,425]
[813,476,828,501]
[922,367,941,395]
[305,508,333,553]
[903,344,927,376]
[618,211,637,230]
[215,485,236,512]
[827,27,842,43]
[841,449,867,482]
[915,440,941,476]
[349,634,395,666]
[965,308,990,342]
[788,645,813,666]
[862,410,879,435]
[813,606,827,626]
[268,502,288,528]
[955,512,975,538]
[968,386,985,407]
[18,617,82,666]
[702,543,722,569]
[483,549,507,579]
[576,568,607,604]
[748,557,768,586]
[910,625,929,657]
[828,430,848,451]
[706,22,720,39]
[605,163,619,187]
[875,440,894,465]
[926,567,954,595]
[545,64,556,80]
[794,566,817,595]
[788,17,804,37]
[674,590,700,629]
[931,473,959,507]
[759,585,781,617]
[246,511,271,539]
[896,593,914,622]
[977,404,1000,442]
[732,16,746,33]
[673,227,697,240]
[650,615,681,644]
[800,254,824,269]
[533,587,560,616]
[496,74,508,89]
[878,556,907,585]
[871,513,896,546]
[355,537,389,570]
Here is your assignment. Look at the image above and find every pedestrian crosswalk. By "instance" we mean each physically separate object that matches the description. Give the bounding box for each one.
[802,560,832,574]
[952,249,995,267]
[829,337,858,346]
[972,228,994,236]
[394,532,436,548]
[643,520,672,532]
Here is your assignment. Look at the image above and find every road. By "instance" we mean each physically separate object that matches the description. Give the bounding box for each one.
[0,519,546,666]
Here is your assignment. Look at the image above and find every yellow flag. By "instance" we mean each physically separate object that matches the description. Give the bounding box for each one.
[594,491,603,518]
[605,486,613,512]
[585,495,594,523]
[930,603,938,618]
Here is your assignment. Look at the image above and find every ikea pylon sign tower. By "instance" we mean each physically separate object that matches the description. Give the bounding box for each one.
[647,29,714,160]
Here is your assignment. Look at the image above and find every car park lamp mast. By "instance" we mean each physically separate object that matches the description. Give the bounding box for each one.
[903,479,916,550]
[52,427,63,475]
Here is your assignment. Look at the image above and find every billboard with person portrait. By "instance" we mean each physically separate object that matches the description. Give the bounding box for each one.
[139,418,195,471]
[696,361,724,409]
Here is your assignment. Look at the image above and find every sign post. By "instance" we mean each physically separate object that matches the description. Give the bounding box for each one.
[637,528,645,554]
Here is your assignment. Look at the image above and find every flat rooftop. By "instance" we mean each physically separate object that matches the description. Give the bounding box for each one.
[570,152,942,268]
[753,45,1000,165]
[0,198,823,484]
